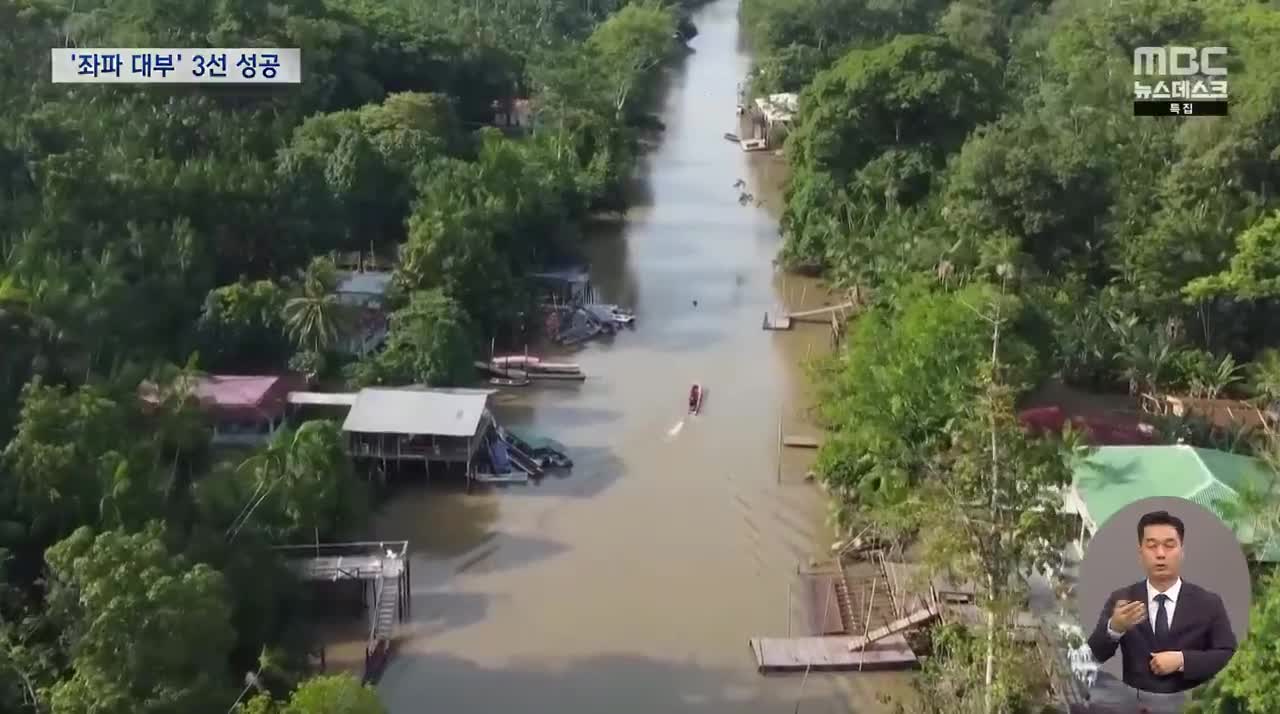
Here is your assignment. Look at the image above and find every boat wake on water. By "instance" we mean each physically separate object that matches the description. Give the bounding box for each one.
[666,419,686,439]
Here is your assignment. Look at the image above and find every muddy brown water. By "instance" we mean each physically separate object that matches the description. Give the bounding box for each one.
[353,1,916,711]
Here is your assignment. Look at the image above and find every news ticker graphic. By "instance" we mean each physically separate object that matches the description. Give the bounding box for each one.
[50,48,301,84]
[1133,100,1229,117]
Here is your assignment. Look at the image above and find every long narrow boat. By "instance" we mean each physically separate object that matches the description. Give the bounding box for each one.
[688,384,704,415]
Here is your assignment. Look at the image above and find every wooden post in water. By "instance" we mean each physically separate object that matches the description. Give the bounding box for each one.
[787,583,793,637]
[776,413,783,484]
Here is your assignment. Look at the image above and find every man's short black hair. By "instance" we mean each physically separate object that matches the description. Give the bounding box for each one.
[1138,510,1185,542]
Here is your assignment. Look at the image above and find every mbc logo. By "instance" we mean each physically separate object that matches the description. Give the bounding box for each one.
[1133,47,1228,76]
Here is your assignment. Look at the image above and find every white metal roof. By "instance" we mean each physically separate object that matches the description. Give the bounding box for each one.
[287,391,358,406]
[755,93,798,123]
[342,388,492,436]
[335,271,393,296]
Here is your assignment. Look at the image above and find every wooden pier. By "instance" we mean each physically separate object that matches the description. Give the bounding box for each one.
[762,312,793,330]
[275,541,410,684]
[782,435,821,449]
[749,634,918,673]
[763,299,859,332]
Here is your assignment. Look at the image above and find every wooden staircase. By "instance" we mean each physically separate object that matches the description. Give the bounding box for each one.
[363,569,400,682]
[372,574,398,642]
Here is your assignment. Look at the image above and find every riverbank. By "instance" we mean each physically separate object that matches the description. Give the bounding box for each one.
[358,0,911,712]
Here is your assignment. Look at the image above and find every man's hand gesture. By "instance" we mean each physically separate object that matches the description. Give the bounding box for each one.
[1108,599,1146,634]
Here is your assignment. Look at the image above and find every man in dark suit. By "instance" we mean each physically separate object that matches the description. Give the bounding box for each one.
[1087,510,1237,699]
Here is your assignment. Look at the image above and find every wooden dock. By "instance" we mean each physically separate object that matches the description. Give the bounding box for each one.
[803,574,847,635]
[782,435,821,449]
[762,312,793,330]
[472,471,530,485]
[749,634,917,673]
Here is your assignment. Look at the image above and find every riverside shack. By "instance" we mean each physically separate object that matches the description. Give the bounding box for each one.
[341,387,497,485]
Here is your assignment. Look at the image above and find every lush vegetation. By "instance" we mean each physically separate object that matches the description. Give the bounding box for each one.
[1,0,692,711]
[742,0,1280,709]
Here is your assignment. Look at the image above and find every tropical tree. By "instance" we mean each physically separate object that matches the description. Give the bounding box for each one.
[348,288,475,388]
[585,1,677,120]
[1109,314,1176,399]
[1189,568,1280,713]
[44,524,235,714]
[238,673,386,714]
[222,421,365,545]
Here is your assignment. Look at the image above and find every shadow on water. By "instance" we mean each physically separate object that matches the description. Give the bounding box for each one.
[450,531,571,577]
[501,446,627,501]
[406,591,493,641]
[380,653,856,714]
[371,481,499,558]
[621,167,657,209]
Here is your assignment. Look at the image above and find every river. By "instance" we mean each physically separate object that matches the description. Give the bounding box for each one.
[367,0,912,711]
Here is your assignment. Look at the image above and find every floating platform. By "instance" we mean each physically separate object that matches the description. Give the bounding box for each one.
[804,574,848,635]
[762,312,793,330]
[472,471,530,485]
[528,371,586,382]
[748,634,917,673]
[782,435,821,449]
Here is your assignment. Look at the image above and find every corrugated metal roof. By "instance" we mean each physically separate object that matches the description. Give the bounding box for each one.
[1072,445,1280,562]
[342,388,490,436]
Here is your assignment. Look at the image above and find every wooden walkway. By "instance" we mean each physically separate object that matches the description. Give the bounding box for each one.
[749,634,918,673]
[762,312,793,330]
[787,301,858,322]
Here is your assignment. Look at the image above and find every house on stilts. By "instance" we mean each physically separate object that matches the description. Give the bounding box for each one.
[341,387,495,483]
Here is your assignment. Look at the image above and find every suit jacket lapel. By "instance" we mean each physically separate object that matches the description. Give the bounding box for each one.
[1167,583,1190,638]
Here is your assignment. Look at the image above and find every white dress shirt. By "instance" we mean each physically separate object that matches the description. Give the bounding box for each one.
[1108,577,1182,640]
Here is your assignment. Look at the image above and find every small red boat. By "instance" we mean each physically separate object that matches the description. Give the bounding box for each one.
[688,384,704,415]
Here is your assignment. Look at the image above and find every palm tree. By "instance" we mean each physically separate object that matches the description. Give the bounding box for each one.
[145,354,213,525]
[228,421,344,544]
[282,257,351,356]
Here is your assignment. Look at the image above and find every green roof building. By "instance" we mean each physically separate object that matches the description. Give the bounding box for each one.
[1067,444,1280,562]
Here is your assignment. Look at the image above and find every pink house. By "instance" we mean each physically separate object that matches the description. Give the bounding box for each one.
[141,374,306,446]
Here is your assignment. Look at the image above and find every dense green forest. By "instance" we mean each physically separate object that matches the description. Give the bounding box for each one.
[740,0,1280,709]
[0,0,692,711]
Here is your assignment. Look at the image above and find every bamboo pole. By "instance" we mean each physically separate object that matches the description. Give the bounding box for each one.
[778,586,788,639]
[776,413,783,484]
[860,577,878,671]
